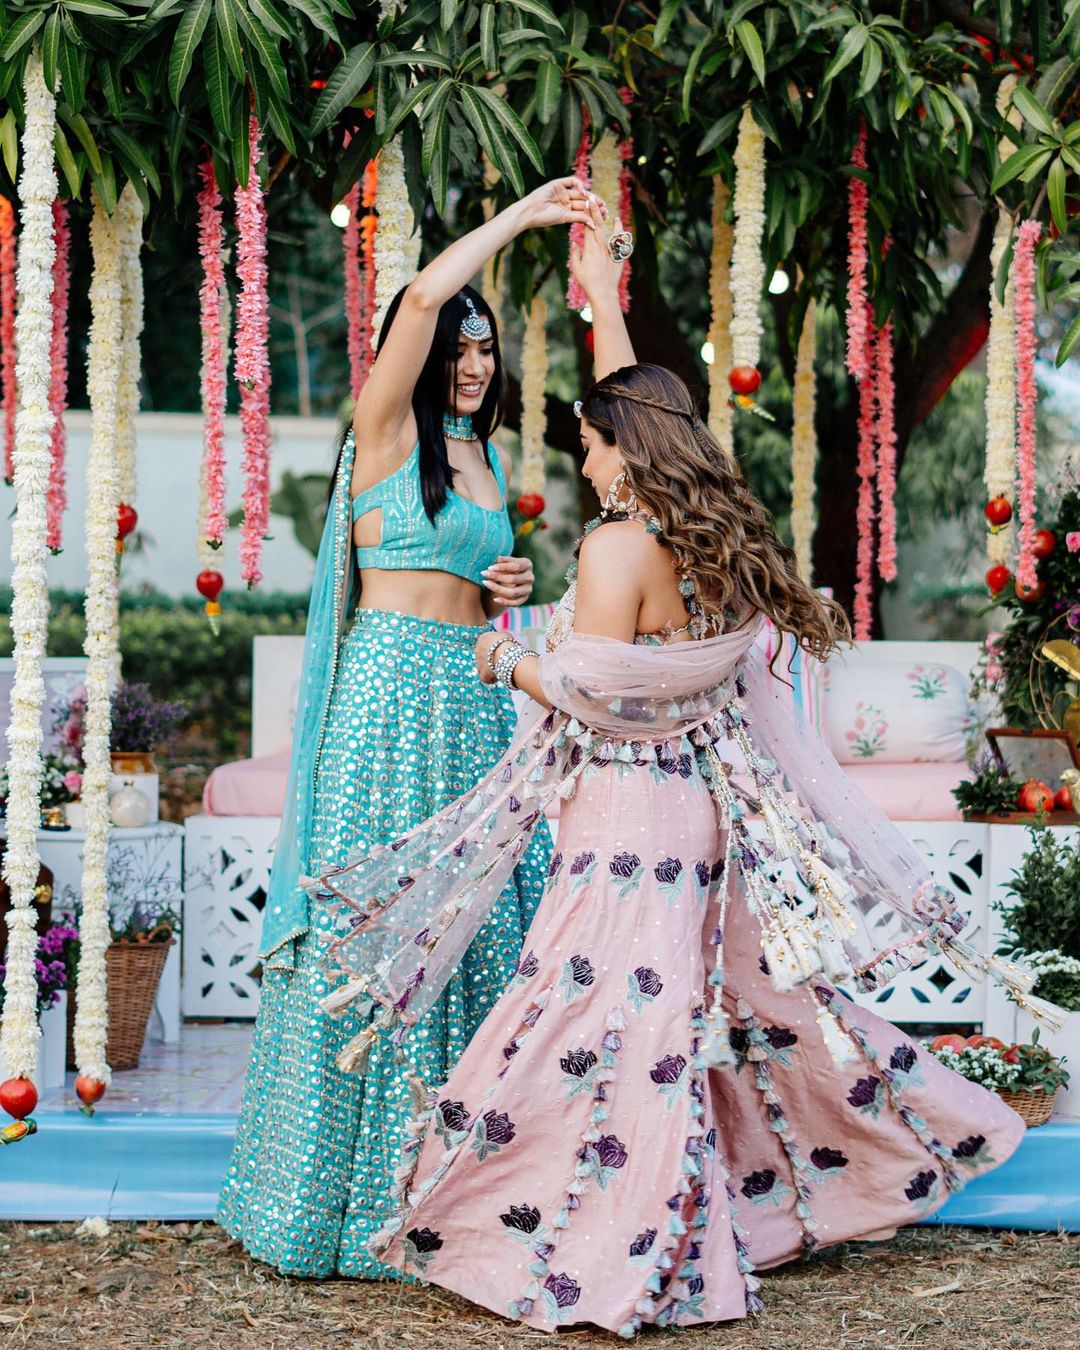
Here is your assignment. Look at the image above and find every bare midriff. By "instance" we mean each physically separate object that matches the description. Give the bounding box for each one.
[356,567,491,628]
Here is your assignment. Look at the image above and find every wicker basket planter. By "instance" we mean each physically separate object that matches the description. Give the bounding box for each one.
[65,925,174,1072]
[996,1088,1056,1128]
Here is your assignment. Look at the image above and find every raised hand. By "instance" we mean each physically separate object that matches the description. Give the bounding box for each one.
[569,198,624,303]
[521,177,599,230]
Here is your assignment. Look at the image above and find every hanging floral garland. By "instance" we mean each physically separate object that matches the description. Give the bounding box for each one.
[73,194,126,1111]
[45,198,70,554]
[360,157,378,363]
[234,115,272,590]
[0,52,59,1128]
[845,123,871,382]
[115,182,144,551]
[343,180,363,401]
[706,177,734,455]
[617,86,634,314]
[516,295,548,536]
[372,137,416,346]
[0,195,15,487]
[1013,218,1042,592]
[566,121,591,312]
[590,130,621,240]
[853,305,878,642]
[790,294,818,584]
[874,316,898,582]
[196,162,228,627]
[728,106,767,414]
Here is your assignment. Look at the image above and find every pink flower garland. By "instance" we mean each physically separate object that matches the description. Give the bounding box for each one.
[1013,218,1042,589]
[45,197,70,553]
[853,301,878,640]
[0,195,15,486]
[343,182,363,401]
[874,317,897,583]
[198,161,228,548]
[845,124,870,382]
[234,117,272,588]
[566,118,591,312]
[617,86,634,314]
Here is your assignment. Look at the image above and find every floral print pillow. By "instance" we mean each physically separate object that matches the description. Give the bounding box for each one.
[826,656,969,764]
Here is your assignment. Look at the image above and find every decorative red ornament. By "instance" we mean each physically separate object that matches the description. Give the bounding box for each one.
[74,1074,107,1112]
[516,493,545,521]
[1032,529,1056,560]
[1055,786,1074,813]
[196,569,225,603]
[1018,779,1054,814]
[117,502,138,539]
[1015,578,1046,603]
[584,329,595,354]
[0,1077,37,1121]
[728,365,762,396]
[984,496,1012,528]
[985,564,1011,595]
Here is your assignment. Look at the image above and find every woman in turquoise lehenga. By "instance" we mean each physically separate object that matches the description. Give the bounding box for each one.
[217,177,598,1276]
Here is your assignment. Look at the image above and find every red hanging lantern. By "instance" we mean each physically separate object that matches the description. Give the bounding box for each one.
[0,1077,37,1121]
[116,502,138,554]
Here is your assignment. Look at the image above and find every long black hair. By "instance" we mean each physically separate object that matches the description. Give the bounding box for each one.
[332,283,506,524]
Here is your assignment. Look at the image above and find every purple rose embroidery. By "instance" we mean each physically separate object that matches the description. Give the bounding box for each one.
[741,1169,777,1199]
[847,1076,882,1110]
[560,1047,597,1077]
[904,1170,937,1202]
[890,1044,917,1072]
[810,1147,848,1172]
[635,966,663,997]
[484,1111,516,1145]
[953,1134,986,1160]
[547,852,564,878]
[503,1039,521,1062]
[596,1134,628,1169]
[677,753,695,779]
[570,955,594,987]
[516,951,539,979]
[437,1100,470,1132]
[610,851,641,879]
[687,1274,705,1297]
[570,851,596,876]
[654,856,683,885]
[650,1054,687,1085]
[629,1227,657,1257]
[406,1226,443,1254]
[764,1025,798,1050]
[694,860,711,889]
[500,1203,541,1233]
[544,1272,581,1309]
[728,1027,750,1056]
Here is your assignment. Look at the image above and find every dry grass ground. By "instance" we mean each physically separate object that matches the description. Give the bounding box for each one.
[0,1222,1075,1350]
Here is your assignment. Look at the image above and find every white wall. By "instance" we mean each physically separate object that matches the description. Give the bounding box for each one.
[1,411,342,596]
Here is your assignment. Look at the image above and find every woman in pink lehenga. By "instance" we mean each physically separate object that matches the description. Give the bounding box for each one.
[306,206,1043,1336]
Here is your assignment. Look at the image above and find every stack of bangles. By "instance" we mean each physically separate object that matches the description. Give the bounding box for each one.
[488,636,530,690]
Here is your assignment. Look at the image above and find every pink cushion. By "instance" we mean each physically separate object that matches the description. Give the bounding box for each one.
[203,749,290,817]
[840,760,971,822]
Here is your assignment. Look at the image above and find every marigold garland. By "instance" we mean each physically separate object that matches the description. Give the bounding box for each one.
[360,158,378,363]
[197,161,228,555]
[706,178,734,455]
[0,52,58,1088]
[74,193,125,1092]
[519,296,548,502]
[790,295,818,584]
[45,198,70,554]
[372,137,416,347]
[0,195,15,486]
[1013,218,1042,589]
[234,116,272,589]
[874,317,898,582]
[845,123,870,382]
[115,183,144,511]
[566,122,591,312]
[730,107,766,371]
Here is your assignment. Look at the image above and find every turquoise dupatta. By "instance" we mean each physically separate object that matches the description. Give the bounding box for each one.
[259,429,356,971]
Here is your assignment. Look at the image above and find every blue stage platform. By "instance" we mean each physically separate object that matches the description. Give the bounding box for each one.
[3,1024,1078,1229]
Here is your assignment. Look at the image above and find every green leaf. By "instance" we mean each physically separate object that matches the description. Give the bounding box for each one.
[0,110,17,184]
[471,85,544,174]
[856,34,882,99]
[561,87,582,161]
[382,78,436,140]
[480,3,497,71]
[421,78,452,172]
[461,85,524,195]
[65,0,130,16]
[653,0,681,48]
[734,20,765,88]
[0,11,45,61]
[379,49,454,70]
[60,110,102,174]
[250,0,291,39]
[424,91,451,212]
[697,107,740,157]
[511,0,562,31]
[1035,56,1080,119]
[98,58,123,120]
[822,23,867,86]
[53,125,82,198]
[994,235,1015,306]
[110,127,161,195]
[1048,156,1068,238]
[42,12,61,93]
[991,143,1053,192]
[266,93,297,155]
[310,41,375,133]
[440,0,459,28]
[682,34,711,119]
[285,0,340,41]
[1011,84,1056,138]
[231,92,251,186]
[204,27,231,138]
[216,0,246,83]
[942,87,973,146]
[169,0,212,107]
[90,157,117,215]
[1057,309,1080,367]
[235,7,289,101]
[535,59,561,124]
[1019,147,1054,183]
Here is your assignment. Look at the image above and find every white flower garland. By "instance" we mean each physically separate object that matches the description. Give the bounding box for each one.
[0,52,58,1083]
[115,183,144,508]
[706,177,734,454]
[730,108,766,370]
[984,75,1021,567]
[371,136,417,349]
[74,195,125,1089]
[590,130,621,232]
[519,296,548,497]
[791,295,818,584]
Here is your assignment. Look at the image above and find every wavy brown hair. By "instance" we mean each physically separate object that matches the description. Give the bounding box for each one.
[578,363,850,661]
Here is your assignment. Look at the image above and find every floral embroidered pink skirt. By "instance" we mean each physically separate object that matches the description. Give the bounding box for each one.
[376,757,1025,1335]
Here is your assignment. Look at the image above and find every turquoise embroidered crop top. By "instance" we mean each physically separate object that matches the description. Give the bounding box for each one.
[350,440,514,586]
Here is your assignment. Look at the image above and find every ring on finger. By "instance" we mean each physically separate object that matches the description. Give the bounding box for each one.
[607,230,634,262]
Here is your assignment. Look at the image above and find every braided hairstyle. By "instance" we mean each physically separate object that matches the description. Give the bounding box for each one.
[578,363,850,661]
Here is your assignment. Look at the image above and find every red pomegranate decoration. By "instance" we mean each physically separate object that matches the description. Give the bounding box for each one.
[1033,529,1056,560]
[728,365,762,396]
[1015,578,1046,603]
[0,1077,38,1121]
[516,493,545,521]
[74,1074,106,1113]
[1055,786,1074,813]
[1018,779,1055,814]
[984,496,1012,528]
[985,564,1011,595]
[196,569,225,604]
[115,502,138,554]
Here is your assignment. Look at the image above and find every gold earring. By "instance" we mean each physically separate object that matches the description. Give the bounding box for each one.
[603,468,638,516]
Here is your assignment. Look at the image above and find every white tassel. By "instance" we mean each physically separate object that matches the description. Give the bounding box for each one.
[816,1002,858,1067]
[760,795,796,860]
[321,976,369,1015]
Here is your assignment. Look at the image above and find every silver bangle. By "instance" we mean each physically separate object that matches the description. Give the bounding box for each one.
[486,635,516,677]
[494,642,529,690]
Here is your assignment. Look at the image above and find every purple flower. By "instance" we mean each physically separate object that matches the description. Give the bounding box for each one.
[728,1027,750,1056]
[687,1274,705,1297]
[516,951,538,978]
[109,682,187,754]
[634,966,663,997]
[649,1054,687,1085]
[629,1227,656,1257]
[437,1100,470,1132]
[500,1203,541,1233]
[609,851,641,879]
[741,1169,777,1199]
[764,1025,798,1050]
[568,954,594,986]
[846,1076,881,1109]
[482,1110,516,1146]
[654,856,683,885]
[560,1047,597,1077]
[544,1272,581,1309]
[890,1044,917,1073]
[547,851,564,877]
[952,1134,986,1160]
[695,860,711,888]
[595,1135,628,1169]
[810,1147,848,1171]
[570,851,596,875]
[904,1170,937,1202]
[406,1226,443,1254]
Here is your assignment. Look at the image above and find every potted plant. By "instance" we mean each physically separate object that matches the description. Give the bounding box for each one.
[951,753,1023,822]
[0,753,82,829]
[925,1032,1070,1127]
[108,683,187,825]
[995,824,1080,1112]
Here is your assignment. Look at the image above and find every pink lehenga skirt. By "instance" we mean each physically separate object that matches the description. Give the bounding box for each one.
[370,754,1025,1335]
